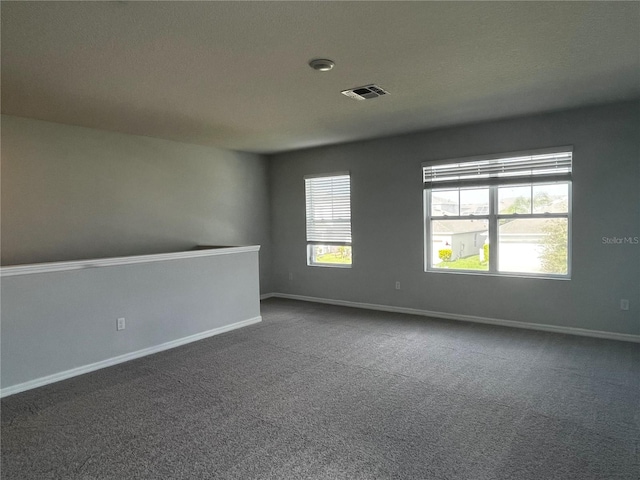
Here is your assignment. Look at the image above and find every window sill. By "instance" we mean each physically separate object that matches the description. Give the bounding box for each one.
[307,263,352,269]
[425,268,570,280]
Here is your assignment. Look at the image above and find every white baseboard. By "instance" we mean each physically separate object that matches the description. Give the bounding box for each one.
[260,293,275,300]
[0,316,262,398]
[264,293,640,344]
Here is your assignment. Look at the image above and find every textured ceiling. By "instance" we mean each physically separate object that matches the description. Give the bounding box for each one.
[2,1,639,154]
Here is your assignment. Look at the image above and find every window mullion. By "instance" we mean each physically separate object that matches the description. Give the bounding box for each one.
[488,185,498,273]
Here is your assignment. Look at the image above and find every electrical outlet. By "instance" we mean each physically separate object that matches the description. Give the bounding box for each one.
[289,272,293,281]
[395,281,401,290]
[117,317,126,330]
[620,299,629,311]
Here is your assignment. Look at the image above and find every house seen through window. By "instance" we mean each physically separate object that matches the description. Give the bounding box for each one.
[424,148,572,277]
[305,173,352,267]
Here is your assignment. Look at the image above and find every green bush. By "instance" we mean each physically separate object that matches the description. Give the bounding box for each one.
[483,243,489,264]
[438,249,452,262]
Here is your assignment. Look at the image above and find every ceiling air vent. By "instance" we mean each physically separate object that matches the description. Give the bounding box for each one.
[341,84,389,100]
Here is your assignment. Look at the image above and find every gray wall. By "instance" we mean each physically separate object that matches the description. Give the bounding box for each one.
[1,115,272,293]
[1,250,260,391]
[269,101,640,335]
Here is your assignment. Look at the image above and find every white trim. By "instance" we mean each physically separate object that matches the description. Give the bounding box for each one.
[260,293,275,300]
[0,245,260,277]
[266,293,640,344]
[0,316,262,398]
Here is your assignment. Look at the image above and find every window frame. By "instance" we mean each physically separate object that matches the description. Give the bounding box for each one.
[305,172,352,268]
[423,148,572,279]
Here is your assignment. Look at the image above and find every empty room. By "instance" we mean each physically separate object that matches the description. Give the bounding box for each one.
[1,2,639,479]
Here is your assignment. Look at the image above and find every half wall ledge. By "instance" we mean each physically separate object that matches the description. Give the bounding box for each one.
[0,245,261,277]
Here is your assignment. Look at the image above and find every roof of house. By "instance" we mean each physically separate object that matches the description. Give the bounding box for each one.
[499,218,563,234]
[432,220,488,235]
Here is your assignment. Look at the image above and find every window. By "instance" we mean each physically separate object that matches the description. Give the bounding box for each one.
[305,173,352,267]
[424,148,572,277]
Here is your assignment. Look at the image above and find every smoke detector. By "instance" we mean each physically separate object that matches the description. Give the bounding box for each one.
[309,59,335,71]
[341,84,389,100]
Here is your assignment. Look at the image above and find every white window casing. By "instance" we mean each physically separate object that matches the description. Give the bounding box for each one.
[305,173,352,267]
[423,147,572,278]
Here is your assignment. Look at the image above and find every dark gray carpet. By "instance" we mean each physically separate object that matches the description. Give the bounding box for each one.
[2,298,639,479]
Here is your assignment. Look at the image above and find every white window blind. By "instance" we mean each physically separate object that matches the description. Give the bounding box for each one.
[305,174,352,243]
[423,149,572,187]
